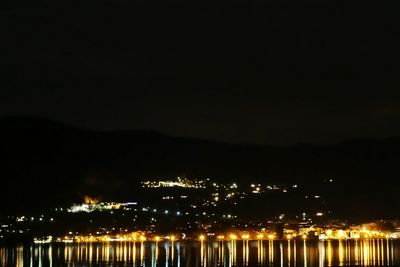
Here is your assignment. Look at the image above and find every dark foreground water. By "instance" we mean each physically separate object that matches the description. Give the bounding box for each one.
[1,239,400,267]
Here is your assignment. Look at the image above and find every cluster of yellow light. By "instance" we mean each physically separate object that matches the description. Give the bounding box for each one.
[359,229,390,239]
[197,232,276,241]
[55,232,185,244]
[33,236,53,244]
[267,234,275,240]
[319,228,393,240]
[50,228,397,245]
[201,232,276,241]
[69,232,148,243]
[337,230,346,239]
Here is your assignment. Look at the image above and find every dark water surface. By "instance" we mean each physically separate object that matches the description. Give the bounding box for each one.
[1,239,400,266]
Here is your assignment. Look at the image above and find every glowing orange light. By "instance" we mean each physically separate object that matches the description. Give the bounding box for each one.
[242,234,250,240]
[84,195,99,205]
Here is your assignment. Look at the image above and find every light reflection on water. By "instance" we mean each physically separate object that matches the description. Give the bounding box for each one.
[1,239,400,267]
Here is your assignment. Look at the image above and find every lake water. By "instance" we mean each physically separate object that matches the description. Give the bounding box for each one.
[1,239,400,266]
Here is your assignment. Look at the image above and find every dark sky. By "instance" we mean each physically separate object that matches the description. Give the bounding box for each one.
[1,0,400,145]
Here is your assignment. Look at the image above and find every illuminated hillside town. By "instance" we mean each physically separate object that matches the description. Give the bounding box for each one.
[1,177,400,245]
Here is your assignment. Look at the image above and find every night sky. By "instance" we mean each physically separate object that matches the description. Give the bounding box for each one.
[1,0,400,145]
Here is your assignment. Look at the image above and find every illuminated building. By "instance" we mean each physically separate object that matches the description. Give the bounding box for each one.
[142,177,206,188]
[67,201,137,213]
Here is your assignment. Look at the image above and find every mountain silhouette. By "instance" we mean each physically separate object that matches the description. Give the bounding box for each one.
[0,117,399,219]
